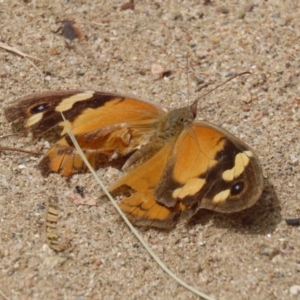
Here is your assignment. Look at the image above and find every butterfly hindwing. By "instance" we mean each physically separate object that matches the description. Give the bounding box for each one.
[109,121,263,228]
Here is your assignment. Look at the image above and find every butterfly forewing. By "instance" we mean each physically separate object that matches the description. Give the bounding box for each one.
[5,91,165,133]
[5,91,167,176]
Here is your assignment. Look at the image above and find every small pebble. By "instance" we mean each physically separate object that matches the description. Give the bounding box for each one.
[290,285,300,295]
[243,2,254,13]
[216,6,229,14]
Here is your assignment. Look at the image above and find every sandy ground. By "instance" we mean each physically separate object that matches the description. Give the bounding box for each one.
[0,0,300,299]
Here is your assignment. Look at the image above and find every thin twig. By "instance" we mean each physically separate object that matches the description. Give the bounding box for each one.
[0,42,42,61]
[0,41,43,77]
[0,146,39,155]
[26,57,43,77]
[0,288,9,300]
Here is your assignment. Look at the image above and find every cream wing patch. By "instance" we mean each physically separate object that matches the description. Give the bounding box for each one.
[212,189,230,204]
[26,112,43,128]
[172,178,205,199]
[55,91,95,112]
[222,151,252,182]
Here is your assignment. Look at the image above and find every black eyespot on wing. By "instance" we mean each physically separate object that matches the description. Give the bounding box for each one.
[30,103,50,114]
[231,181,245,195]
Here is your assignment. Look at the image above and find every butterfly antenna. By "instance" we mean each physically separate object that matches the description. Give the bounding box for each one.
[191,71,251,107]
[0,133,40,155]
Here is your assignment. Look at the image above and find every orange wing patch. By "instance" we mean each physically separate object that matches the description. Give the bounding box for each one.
[61,97,164,136]
[110,141,187,228]
[172,125,225,184]
[39,97,166,176]
[38,137,131,176]
[118,190,183,229]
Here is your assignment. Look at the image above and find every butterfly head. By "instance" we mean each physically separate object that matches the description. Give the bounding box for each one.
[161,105,196,139]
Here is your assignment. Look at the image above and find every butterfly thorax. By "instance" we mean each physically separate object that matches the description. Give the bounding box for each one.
[122,106,195,170]
[156,106,196,140]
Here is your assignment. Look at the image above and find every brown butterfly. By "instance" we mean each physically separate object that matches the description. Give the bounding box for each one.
[5,90,263,229]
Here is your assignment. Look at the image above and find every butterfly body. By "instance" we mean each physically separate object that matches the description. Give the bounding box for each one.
[5,90,263,229]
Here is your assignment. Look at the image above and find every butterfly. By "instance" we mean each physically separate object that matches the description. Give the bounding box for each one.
[5,90,264,229]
